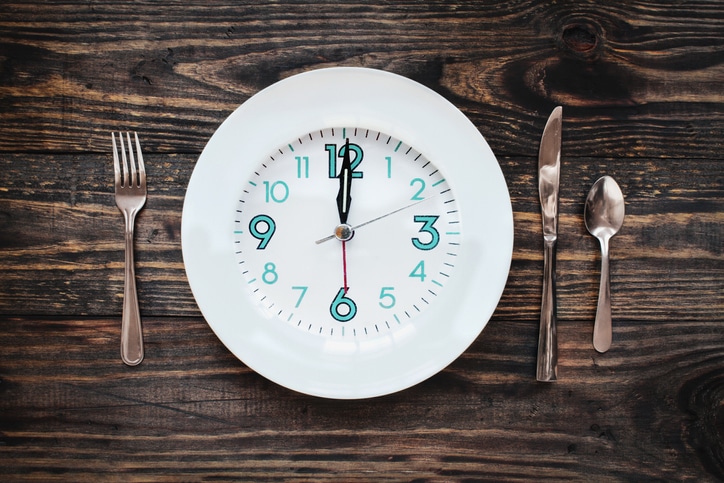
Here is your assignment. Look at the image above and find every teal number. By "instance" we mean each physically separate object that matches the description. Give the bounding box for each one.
[295,156,309,178]
[326,142,363,178]
[386,156,392,178]
[262,262,278,284]
[292,286,308,307]
[263,180,289,203]
[324,144,336,177]
[330,288,357,322]
[249,214,276,249]
[410,178,425,200]
[378,287,396,309]
[412,215,440,250]
[409,261,427,281]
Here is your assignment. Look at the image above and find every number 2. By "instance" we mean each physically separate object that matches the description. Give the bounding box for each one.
[410,178,425,200]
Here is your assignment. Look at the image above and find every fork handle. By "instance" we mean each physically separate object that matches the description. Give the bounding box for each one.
[536,237,558,382]
[121,212,144,366]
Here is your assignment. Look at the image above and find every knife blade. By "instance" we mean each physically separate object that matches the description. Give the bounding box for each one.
[536,106,562,382]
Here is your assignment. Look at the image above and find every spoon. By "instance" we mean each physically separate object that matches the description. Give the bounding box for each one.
[584,176,625,353]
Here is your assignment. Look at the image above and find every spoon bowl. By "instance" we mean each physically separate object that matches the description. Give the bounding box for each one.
[584,176,625,353]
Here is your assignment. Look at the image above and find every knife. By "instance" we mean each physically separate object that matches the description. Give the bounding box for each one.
[536,106,562,382]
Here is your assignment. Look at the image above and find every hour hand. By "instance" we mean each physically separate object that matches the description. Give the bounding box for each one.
[336,138,353,224]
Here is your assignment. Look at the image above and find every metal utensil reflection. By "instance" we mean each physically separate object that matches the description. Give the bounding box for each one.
[536,107,562,382]
[585,175,625,353]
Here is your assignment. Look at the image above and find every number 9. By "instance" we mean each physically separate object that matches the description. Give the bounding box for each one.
[249,214,276,249]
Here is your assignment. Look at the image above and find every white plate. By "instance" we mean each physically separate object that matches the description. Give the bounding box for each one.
[182,67,513,399]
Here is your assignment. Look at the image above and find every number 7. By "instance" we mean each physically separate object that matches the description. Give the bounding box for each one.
[292,286,308,308]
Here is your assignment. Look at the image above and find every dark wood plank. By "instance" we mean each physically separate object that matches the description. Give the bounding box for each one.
[0,153,720,320]
[0,1,722,158]
[0,316,722,480]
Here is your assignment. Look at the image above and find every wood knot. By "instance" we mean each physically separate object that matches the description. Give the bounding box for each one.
[562,23,600,55]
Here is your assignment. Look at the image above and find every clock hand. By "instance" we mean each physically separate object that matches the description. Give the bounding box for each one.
[335,138,353,225]
[341,240,349,294]
[333,140,354,294]
[315,196,433,245]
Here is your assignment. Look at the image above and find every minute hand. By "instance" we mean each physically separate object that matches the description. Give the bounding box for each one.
[335,138,353,224]
[315,197,432,245]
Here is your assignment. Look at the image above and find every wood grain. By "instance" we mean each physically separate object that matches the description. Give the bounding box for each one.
[0,1,722,157]
[0,0,722,480]
[1,316,722,481]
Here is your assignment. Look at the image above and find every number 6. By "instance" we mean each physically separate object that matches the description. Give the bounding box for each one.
[330,288,357,322]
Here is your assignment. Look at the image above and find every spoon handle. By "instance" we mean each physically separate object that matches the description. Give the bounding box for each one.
[536,237,558,381]
[593,237,612,352]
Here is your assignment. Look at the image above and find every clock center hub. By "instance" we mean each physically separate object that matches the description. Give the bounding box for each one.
[334,224,354,242]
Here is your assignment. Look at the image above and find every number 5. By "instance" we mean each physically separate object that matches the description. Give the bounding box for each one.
[379,287,396,309]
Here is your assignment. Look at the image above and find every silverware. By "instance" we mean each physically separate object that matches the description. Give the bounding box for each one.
[112,132,147,366]
[536,106,562,382]
[585,175,625,353]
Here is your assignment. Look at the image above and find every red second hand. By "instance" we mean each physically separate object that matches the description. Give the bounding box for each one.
[341,240,349,294]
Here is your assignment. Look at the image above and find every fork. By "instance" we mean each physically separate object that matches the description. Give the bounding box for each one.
[112,132,147,366]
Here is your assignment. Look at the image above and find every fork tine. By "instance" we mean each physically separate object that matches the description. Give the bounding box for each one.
[125,132,137,187]
[118,132,129,187]
[112,133,121,187]
[133,132,146,188]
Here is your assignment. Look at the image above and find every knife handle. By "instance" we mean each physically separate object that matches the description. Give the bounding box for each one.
[537,237,558,382]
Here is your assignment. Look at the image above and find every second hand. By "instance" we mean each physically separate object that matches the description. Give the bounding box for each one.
[315,196,434,245]
[342,240,349,294]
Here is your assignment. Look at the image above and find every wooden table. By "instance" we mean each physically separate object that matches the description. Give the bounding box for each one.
[1,1,722,480]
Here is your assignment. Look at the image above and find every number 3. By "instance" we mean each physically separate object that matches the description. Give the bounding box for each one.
[412,215,440,250]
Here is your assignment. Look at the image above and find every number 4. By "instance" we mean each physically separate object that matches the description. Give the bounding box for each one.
[409,261,426,281]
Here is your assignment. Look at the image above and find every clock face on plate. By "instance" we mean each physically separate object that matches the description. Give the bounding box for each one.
[233,127,461,339]
[182,67,513,399]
